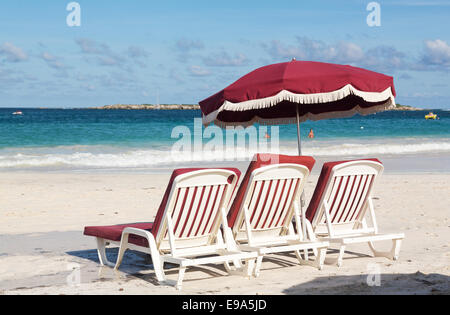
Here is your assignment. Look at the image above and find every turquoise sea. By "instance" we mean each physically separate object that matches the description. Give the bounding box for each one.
[1,108,449,170]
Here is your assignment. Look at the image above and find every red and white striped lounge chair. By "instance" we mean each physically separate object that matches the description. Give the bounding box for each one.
[84,168,257,290]
[304,159,405,267]
[223,154,329,277]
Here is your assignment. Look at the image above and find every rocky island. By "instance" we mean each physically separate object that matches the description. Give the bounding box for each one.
[90,104,200,110]
[89,103,422,111]
[390,103,423,111]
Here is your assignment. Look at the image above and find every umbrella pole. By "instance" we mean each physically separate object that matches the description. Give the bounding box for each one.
[296,104,302,155]
[296,104,308,255]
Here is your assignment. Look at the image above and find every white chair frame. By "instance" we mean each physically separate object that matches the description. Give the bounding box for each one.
[304,160,404,267]
[93,169,257,290]
[224,163,329,277]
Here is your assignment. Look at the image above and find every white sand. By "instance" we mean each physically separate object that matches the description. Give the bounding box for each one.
[0,170,449,295]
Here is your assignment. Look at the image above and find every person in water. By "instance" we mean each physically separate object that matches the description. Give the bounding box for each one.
[308,129,314,139]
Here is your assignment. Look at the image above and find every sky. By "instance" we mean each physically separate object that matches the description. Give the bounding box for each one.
[0,0,449,109]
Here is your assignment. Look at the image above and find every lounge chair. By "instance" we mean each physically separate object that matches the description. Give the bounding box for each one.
[84,168,258,289]
[223,154,330,277]
[304,159,405,267]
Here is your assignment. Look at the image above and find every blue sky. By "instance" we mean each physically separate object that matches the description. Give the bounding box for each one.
[0,0,449,108]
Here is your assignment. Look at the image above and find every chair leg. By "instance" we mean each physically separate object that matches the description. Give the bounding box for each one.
[337,245,346,267]
[224,261,234,272]
[253,256,263,278]
[112,229,166,283]
[297,247,327,270]
[368,239,403,260]
[220,226,243,271]
[392,239,402,260]
[232,259,243,269]
[224,260,242,272]
[145,242,165,283]
[225,258,256,278]
[223,256,244,272]
[113,232,131,270]
[244,259,256,278]
[294,249,303,261]
[303,248,309,261]
[316,247,327,270]
[305,220,318,257]
[176,266,186,290]
[114,242,128,270]
[96,238,115,267]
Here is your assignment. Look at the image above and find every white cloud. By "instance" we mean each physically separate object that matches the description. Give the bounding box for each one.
[188,65,211,76]
[333,42,364,63]
[422,39,450,67]
[263,40,305,60]
[75,39,150,69]
[203,51,248,67]
[263,37,408,73]
[263,37,365,64]
[40,52,66,70]
[176,39,204,52]
[75,38,125,67]
[174,38,205,63]
[127,46,149,59]
[0,42,28,62]
[76,38,104,54]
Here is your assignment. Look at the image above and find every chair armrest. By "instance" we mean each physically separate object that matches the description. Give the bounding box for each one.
[122,227,156,242]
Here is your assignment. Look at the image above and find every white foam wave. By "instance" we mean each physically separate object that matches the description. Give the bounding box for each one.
[297,141,450,157]
[1,139,449,169]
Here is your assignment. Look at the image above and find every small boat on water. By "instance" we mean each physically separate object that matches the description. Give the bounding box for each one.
[12,111,23,115]
[425,112,437,120]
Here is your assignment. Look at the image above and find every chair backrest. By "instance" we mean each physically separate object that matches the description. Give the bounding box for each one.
[306,159,383,236]
[227,154,315,243]
[151,168,240,250]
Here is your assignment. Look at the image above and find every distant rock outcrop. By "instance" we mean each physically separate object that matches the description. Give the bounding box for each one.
[390,104,422,111]
[91,103,421,111]
[90,104,200,110]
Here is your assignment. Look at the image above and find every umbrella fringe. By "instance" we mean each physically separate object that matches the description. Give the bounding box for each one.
[203,99,395,128]
[202,85,395,127]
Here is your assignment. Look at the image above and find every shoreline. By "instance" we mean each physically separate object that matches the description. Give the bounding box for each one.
[1,152,450,174]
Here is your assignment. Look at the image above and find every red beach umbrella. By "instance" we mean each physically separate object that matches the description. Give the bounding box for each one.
[199,59,396,155]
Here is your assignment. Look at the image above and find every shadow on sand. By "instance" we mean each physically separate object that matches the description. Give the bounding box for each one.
[282,272,450,295]
[67,248,449,294]
[66,247,229,288]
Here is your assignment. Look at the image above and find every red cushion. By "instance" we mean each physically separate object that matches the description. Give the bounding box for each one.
[83,223,153,247]
[84,167,241,245]
[227,154,315,228]
[305,158,382,222]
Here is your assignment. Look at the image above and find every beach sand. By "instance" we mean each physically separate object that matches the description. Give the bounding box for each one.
[0,162,449,295]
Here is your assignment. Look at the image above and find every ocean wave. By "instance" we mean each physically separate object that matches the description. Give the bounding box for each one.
[297,141,450,156]
[1,140,450,169]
